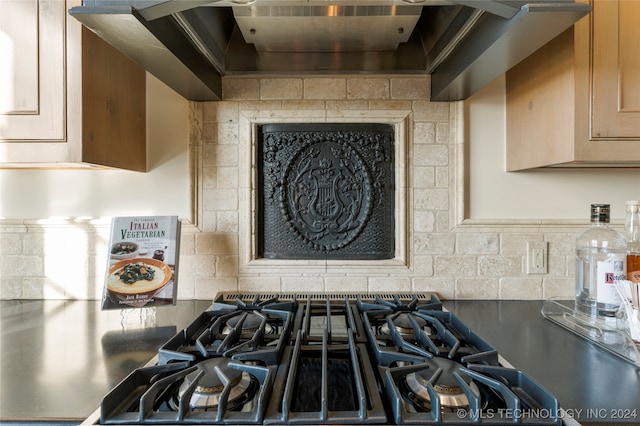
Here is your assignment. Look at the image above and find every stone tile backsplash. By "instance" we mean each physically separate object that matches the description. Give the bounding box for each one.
[0,75,588,300]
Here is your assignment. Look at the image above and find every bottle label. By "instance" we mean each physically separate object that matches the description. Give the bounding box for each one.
[627,254,640,284]
[596,254,626,305]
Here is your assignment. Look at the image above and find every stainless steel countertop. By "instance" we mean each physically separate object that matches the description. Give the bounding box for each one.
[444,300,640,425]
[1,299,638,424]
[0,300,211,423]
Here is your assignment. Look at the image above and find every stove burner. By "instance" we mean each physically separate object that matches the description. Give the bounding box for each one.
[222,313,274,335]
[174,358,256,410]
[380,313,428,336]
[401,357,476,412]
[98,295,563,426]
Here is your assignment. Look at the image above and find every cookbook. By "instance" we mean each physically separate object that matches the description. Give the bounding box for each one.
[101,215,181,310]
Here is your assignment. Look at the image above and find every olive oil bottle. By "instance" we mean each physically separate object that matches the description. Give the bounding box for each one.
[625,200,640,284]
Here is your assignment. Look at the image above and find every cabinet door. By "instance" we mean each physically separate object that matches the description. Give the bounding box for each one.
[0,0,146,170]
[0,0,80,162]
[591,0,640,139]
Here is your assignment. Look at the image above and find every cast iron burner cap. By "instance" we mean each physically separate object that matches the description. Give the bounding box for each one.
[175,358,253,410]
[381,313,428,336]
[223,313,273,335]
[403,357,477,411]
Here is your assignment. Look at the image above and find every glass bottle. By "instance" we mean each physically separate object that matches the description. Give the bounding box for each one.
[575,204,627,321]
[625,200,640,284]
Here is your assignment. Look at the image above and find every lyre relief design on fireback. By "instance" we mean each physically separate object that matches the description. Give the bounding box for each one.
[282,141,372,251]
[260,123,394,259]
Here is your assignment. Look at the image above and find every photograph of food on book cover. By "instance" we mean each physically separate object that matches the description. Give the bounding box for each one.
[101,216,181,310]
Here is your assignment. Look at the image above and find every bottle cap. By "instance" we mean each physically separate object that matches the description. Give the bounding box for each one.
[626,200,640,206]
[590,204,610,223]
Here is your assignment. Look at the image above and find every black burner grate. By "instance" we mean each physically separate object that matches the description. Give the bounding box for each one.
[97,294,563,426]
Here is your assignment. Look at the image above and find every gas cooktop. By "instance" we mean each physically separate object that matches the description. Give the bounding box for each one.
[83,293,573,425]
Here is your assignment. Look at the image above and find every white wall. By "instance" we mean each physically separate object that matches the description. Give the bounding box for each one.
[466,75,640,221]
[0,74,191,220]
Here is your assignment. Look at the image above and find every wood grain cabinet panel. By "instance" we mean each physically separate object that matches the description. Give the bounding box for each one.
[0,0,66,142]
[591,0,640,139]
[506,0,640,171]
[0,0,146,171]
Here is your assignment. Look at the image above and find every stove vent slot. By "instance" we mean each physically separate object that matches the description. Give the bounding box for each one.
[219,293,434,302]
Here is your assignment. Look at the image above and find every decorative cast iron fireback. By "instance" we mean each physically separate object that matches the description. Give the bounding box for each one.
[259,123,394,259]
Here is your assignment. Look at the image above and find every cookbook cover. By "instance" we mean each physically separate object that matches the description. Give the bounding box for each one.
[101,216,181,310]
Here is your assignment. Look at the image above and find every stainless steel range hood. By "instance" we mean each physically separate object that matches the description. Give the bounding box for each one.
[69,0,590,101]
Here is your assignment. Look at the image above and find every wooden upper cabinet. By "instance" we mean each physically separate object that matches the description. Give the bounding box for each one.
[81,28,146,171]
[0,0,146,171]
[591,0,640,139]
[0,0,67,144]
[506,0,640,171]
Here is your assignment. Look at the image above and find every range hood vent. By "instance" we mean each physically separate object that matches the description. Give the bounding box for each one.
[232,5,422,52]
[69,1,590,102]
